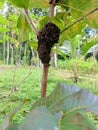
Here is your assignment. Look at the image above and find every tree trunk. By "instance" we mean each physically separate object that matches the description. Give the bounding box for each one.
[41,64,49,98]
[6,39,10,65]
[24,43,27,64]
[37,52,41,87]
[54,53,57,68]
[53,46,57,68]
[41,1,55,98]
[10,45,14,65]
[3,40,6,64]
[19,44,22,64]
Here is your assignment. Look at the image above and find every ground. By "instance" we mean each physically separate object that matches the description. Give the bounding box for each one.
[0,63,98,125]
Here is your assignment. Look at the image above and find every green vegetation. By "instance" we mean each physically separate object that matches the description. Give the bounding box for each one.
[0,0,98,129]
[0,59,98,126]
[0,65,62,123]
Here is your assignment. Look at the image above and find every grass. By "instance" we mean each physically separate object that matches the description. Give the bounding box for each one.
[0,59,98,125]
[0,65,64,123]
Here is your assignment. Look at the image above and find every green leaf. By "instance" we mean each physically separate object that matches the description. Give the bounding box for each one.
[0,15,8,25]
[61,111,97,130]
[29,0,49,8]
[53,40,71,59]
[10,0,49,8]
[87,10,98,28]
[31,83,80,111]
[0,99,29,130]
[39,16,49,30]
[61,19,86,40]
[19,106,58,130]
[0,0,5,8]
[81,39,98,55]
[50,16,65,30]
[5,124,18,130]
[57,0,98,29]
[58,0,98,17]
[31,83,98,115]
[29,41,38,50]
[10,0,30,9]
[17,15,31,42]
[54,48,67,59]
[6,106,59,130]
[70,35,82,57]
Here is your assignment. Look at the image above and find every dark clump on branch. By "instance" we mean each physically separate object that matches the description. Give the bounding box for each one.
[49,0,59,4]
[37,22,60,65]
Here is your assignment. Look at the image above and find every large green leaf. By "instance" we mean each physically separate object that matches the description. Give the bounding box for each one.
[29,0,49,8]
[57,0,98,28]
[10,0,30,9]
[38,16,49,30]
[5,107,98,130]
[31,83,98,115]
[60,19,86,40]
[20,106,58,130]
[10,0,49,8]
[58,0,98,16]
[5,124,18,130]
[50,15,65,30]
[53,40,71,59]
[53,47,67,59]
[0,99,29,130]
[5,106,58,130]
[81,39,98,55]
[17,15,31,42]
[2,84,98,130]
[61,111,97,130]
[70,35,82,57]
[87,10,98,28]
[0,0,5,8]
[29,41,38,50]
[0,15,8,25]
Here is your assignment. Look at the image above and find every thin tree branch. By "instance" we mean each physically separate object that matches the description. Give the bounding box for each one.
[15,71,32,89]
[60,8,98,34]
[23,8,39,36]
[0,95,7,99]
[12,65,17,87]
[9,66,33,96]
[0,66,33,99]
[49,0,56,17]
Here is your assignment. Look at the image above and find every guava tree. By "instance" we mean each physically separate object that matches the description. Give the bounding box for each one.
[0,0,98,129]
[4,0,97,98]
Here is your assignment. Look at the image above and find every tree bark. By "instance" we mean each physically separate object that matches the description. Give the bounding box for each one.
[6,38,9,65]
[37,52,41,87]
[3,40,6,64]
[41,0,56,98]
[53,46,57,68]
[11,45,14,65]
[41,64,49,97]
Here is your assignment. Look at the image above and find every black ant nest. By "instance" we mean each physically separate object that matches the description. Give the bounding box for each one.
[37,22,60,65]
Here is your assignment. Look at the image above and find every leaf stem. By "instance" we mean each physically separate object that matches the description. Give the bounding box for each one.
[49,0,56,17]
[23,8,39,36]
[60,8,98,34]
